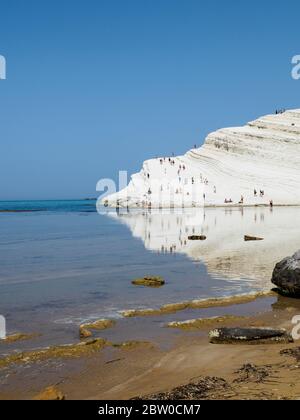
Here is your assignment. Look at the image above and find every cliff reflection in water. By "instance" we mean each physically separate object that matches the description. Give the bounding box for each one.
[106,206,300,289]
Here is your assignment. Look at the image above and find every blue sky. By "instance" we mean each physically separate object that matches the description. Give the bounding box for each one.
[0,0,300,200]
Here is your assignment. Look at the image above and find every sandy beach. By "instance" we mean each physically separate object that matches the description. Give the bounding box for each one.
[1,290,300,400]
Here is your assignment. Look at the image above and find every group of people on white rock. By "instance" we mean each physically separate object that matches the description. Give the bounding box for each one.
[142,157,275,208]
[223,189,273,207]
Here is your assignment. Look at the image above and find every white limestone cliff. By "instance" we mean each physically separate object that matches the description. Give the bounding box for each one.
[102,109,300,208]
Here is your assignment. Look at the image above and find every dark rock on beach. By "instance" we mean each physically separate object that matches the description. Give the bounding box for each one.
[271,251,300,296]
[209,327,292,344]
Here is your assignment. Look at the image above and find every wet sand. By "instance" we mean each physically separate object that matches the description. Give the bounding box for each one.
[1,291,300,400]
[94,293,300,400]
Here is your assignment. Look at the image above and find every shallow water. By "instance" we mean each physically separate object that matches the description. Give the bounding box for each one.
[0,200,299,349]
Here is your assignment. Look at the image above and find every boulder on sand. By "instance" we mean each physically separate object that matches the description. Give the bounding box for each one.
[209,327,292,344]
[271,251,300,296]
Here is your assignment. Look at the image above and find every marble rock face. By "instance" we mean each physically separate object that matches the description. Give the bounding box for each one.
[102,109,300,208]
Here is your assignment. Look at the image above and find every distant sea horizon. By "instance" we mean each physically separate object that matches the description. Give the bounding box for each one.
[0,198,98,212]
[0,198,97,202]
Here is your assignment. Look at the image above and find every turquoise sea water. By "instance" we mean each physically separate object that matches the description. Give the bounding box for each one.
[0,199,97,213]
[1,200,298,350]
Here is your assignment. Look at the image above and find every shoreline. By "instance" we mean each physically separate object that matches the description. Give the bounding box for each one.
[120,290,275,318]
[2,203,300,214]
